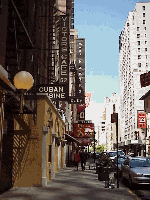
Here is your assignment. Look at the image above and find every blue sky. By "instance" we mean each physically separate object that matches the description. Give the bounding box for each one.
[74,0,150,103]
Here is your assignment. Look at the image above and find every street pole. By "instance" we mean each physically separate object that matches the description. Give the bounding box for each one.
[116,113,119,188]
[94,131,96,163]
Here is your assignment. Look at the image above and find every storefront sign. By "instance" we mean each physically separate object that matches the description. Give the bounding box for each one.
[138,113,147,128]
[68,97,85,104]
[73,123,94,138]
[37,85,69,101]
[59,15,69,84]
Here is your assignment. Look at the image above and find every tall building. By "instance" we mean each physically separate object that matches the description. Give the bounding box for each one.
[103,92,120,151]
[119,2,150,155]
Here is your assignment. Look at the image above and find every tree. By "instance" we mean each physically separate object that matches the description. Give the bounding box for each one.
[96,144,105,153]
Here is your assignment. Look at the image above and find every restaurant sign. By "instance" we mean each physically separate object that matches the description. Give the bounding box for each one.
[37,85,69,101]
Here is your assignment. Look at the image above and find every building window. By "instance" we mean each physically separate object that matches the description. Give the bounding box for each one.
[143,6,145,10]
[138,55,141,59]
[146,55,147,59]
[127,23,129,27]
[144,27,146,30]
[143,20,145,24]
[138,41,140,45]
[138,48,140,52]
[137,34,140,38]
[137,27,139,31]
[143,13,145,17]
[145,48,147,51]
[145,34,147,37]
[146,63,148,67]
[145,41,147,44]
[138,63,141,67]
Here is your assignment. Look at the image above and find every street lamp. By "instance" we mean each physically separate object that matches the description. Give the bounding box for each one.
[13,71,34,113]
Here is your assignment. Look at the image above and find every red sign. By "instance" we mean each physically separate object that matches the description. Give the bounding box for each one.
[140,71,150,87]
[138,113,147,128]
[73,123,94,138]
[85,92,92,108]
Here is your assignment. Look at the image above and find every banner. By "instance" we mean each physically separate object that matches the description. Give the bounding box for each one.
[138,113,147,128]
[76,138,92,146]
[73,123,94,138]
[85,92,92,108]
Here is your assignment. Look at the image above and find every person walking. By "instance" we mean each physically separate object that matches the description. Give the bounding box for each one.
[74,150,80,170]
[79,149,87,171]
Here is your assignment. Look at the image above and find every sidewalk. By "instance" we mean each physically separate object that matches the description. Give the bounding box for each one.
[0,165,141,200]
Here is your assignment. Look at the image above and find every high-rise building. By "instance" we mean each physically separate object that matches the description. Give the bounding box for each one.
[119,2,150,155]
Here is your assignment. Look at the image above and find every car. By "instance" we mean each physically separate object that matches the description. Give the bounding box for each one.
[121,156,150,188]
[114,156,128,177]
[107,150,125,161]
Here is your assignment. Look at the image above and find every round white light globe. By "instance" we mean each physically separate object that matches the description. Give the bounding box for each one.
[13,71,34,90]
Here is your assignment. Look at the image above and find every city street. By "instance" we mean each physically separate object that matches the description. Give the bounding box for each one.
[0,160,140,200]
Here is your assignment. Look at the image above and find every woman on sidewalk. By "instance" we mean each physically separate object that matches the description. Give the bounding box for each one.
[74,150,80,170]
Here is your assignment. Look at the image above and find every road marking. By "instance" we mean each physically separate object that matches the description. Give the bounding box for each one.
[127,189,141,200]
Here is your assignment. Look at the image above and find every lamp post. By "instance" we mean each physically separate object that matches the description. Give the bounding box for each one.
[13,71,34,113]
[94,131,96,163]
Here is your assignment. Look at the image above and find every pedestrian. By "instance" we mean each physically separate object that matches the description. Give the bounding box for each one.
[79,149,87,171]
[74,150,80,170]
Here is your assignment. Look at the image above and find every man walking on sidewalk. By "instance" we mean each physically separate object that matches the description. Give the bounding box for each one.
[79,149,87,171]
[74,150,80,170]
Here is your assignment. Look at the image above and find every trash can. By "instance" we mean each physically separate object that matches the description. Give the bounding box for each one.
[96,163,102,174]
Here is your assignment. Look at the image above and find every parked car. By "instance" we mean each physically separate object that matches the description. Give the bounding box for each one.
[121,156,150,188]
[114,156,128,177]
[107,150,125,161]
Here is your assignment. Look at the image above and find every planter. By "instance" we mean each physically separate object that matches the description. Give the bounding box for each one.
[98,166,116,181]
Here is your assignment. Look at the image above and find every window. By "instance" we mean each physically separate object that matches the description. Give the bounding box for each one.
[146,63,148,67]
[138,55,141,59]
[143,20,145,24]
[138,41,140,45]
[145,48,147,51]
[144,27,146,30]
[143,13,145,17]
[138,48,140,52]
[143,6,145,10]
[137,34,140,38]
[137,27,139,31]
[146,55,148,59]
[127,23,129,27]
[145,41,147,44]
[145,34,147,37]
[138,63,141,67]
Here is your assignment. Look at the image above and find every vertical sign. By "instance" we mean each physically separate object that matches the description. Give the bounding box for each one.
[76,38,85,98]
[138,113,147,128]
[59,15,69,85]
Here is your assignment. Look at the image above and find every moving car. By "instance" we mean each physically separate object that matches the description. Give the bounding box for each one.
[121,156,150,188]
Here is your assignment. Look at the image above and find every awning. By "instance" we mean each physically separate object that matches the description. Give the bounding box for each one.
[139,90,150,100]
[65,133,82,145]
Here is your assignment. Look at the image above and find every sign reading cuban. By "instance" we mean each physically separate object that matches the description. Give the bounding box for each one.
[59,15,69,84]
[73,123,94,138]
[138,113,147,128]
[37,85,69,101]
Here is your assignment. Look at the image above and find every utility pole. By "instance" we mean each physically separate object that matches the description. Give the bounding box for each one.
[94,131,96,163]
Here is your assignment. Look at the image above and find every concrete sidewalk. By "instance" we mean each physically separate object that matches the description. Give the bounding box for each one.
[0,165,141,200]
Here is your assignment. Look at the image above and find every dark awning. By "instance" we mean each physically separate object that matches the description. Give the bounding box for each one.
[139,90,150,100]
[65,133,82,145]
